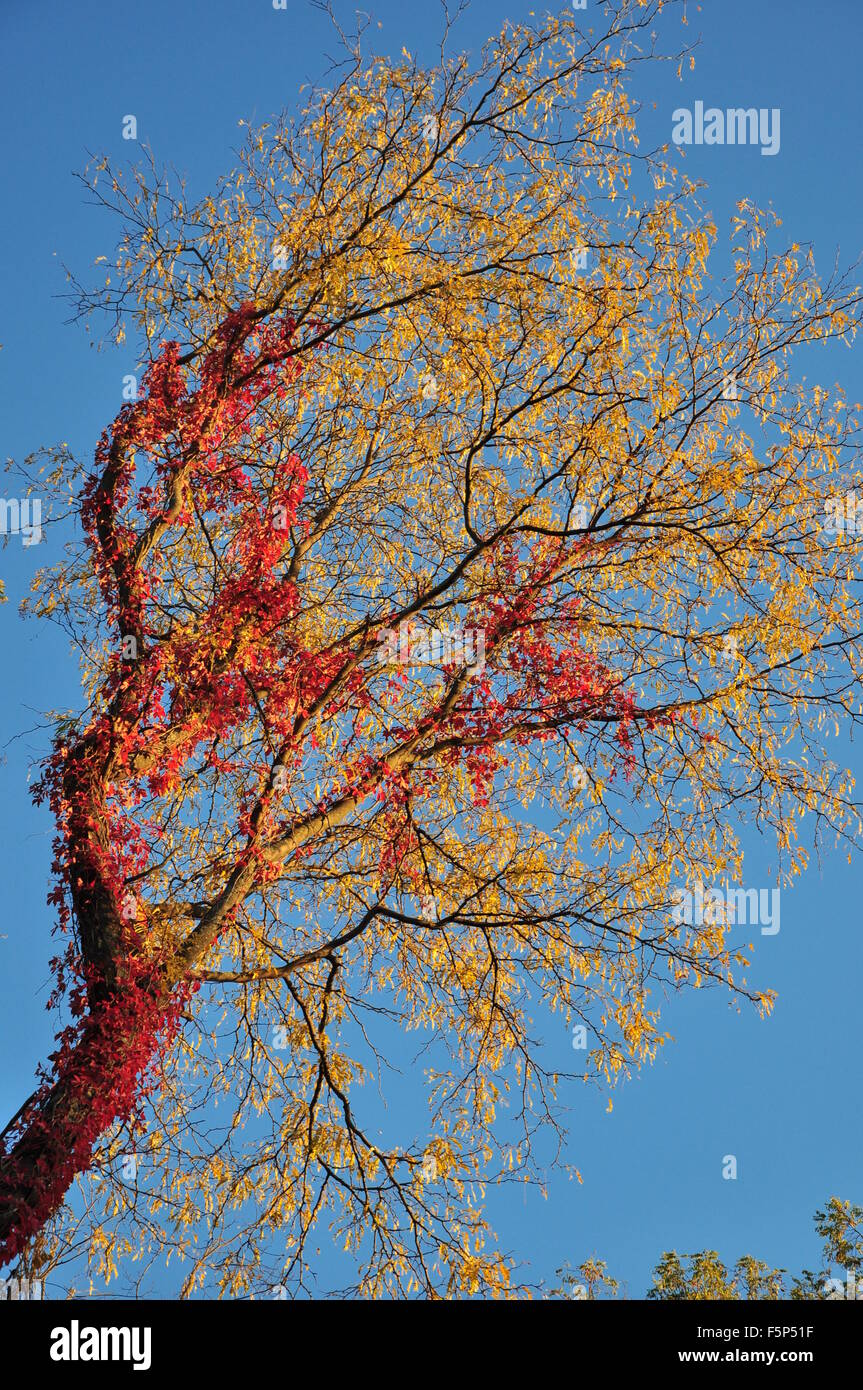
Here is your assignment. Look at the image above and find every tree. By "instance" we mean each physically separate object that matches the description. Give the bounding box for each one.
[788,1197,863,1300]
[647,1249,787,1301]
[1,0,861,1298]
[550,1256,620,1301]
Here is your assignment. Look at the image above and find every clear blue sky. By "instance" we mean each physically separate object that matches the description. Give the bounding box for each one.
[1,0,861,1297]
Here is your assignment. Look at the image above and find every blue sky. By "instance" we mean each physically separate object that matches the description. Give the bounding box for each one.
[1,0,861,1297]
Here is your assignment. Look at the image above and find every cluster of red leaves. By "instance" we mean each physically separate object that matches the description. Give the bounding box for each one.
[376,539,653,828]
[0,305,307,1263]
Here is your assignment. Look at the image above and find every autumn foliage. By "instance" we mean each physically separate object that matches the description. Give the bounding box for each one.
[2,0,862,1296]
